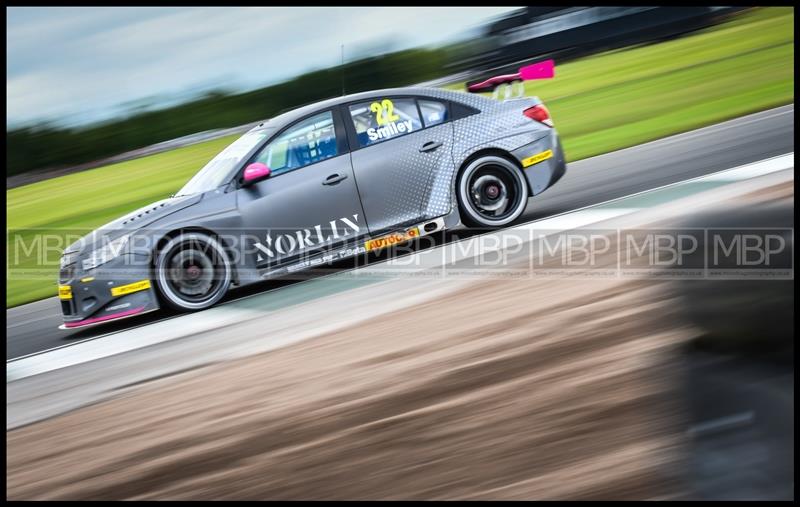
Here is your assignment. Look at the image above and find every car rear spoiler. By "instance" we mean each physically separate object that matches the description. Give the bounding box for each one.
[466,60,555,100]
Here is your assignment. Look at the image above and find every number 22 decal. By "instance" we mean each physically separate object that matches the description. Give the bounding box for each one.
[370,99,400,125]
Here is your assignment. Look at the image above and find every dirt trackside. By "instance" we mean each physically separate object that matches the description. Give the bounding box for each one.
[7,268,693,499]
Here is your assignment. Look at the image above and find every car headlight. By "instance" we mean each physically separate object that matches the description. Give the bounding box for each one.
[82,235,131,271]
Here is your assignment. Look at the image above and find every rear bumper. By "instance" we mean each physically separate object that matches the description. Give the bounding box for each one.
[511,129,566,195]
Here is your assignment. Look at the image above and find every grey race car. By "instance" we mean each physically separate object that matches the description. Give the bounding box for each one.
[57,86,566,328]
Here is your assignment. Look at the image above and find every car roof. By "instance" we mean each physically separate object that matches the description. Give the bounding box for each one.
[249,86,469,133]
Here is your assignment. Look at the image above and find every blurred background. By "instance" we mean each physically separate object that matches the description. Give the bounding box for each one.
[7,6,794,307]
[3,6,772,182]
[6,6,794,500]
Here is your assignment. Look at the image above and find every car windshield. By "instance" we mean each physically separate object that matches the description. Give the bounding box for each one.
[176,129,271,196]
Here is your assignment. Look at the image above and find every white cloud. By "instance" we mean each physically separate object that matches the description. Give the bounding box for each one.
[6,6,518,126]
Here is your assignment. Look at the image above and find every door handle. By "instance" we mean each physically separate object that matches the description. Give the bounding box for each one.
[323,173,348,185]
[419,141,443,153]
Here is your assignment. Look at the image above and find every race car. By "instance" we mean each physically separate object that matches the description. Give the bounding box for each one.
[57,86,566,328]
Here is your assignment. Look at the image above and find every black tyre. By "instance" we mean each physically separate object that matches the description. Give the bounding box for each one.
[154,232,232,311]
[457,155,530,229]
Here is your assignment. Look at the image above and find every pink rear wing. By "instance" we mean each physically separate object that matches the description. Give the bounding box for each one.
[467,60,555,94]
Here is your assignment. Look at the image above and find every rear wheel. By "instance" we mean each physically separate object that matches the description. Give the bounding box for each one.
[457,155,529,228]
[154,232,232,311]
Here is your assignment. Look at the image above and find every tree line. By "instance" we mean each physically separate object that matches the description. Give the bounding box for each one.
[7,47,449,176]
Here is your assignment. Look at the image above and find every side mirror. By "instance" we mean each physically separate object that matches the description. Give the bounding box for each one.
[242,162,271,186]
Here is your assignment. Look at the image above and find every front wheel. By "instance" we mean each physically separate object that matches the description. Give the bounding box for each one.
[457,155,530,229]
[154,232,232,311]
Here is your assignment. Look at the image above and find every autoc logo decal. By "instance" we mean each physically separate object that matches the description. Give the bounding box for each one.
[365,227,420,252]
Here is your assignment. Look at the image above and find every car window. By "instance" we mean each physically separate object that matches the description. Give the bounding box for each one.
[348,98,422,148]
[178,129,271,195]
[418,99,448,127]
[251,111,338,176]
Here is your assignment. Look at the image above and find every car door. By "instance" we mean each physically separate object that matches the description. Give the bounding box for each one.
[236,109,367,271]
[344,96,455,235]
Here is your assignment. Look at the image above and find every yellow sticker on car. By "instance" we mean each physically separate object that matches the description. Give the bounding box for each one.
[365,227,420,252]
[370,98,400,125]
[110,279,151,297]
[521,149,553,168]
[58,285,72,300]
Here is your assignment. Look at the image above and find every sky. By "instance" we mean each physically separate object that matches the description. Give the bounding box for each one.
[6,6,519,128]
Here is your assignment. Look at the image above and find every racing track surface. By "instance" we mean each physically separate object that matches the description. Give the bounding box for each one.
[6,104,794,360]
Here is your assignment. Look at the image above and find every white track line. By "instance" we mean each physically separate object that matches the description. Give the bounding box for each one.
[7,151,794,365]
[6,152,793,382]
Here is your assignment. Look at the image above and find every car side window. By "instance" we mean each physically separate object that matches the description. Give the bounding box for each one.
[418,99,448,128]
[348,98,422,148]
[251,111,338,176]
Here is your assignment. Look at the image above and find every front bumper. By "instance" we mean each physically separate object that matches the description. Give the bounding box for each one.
[58,253,160,329]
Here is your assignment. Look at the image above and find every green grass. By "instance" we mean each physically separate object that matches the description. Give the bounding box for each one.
[7,135,239,306]
[446,6,794,160]
[6,7,794,308]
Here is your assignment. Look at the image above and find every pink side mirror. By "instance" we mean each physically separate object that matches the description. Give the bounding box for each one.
[243,162,271,185]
